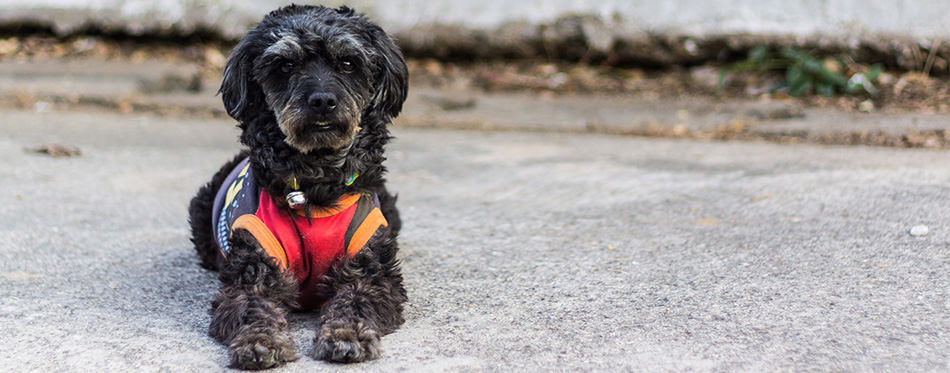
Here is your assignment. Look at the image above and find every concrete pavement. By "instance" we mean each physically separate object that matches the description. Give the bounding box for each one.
[0,107,948,371]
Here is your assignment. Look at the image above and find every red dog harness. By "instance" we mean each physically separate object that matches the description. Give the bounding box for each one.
[211,158,387,309]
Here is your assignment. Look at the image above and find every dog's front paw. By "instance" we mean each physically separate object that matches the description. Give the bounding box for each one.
[313,318,381,363]
[229,327,299,370]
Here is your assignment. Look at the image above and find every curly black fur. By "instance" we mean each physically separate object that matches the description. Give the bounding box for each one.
[188,5,408,369]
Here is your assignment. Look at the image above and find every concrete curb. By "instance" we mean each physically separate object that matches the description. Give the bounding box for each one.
[0,2,948,71]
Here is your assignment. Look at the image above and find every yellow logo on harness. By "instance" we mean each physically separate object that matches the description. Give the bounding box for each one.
[224,163,251,206]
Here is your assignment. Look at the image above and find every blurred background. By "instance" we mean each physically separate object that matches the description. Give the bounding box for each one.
[0,0,947,119]
[2,3,949,370]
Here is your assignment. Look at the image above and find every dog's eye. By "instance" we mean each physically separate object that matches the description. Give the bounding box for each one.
[339,59,355,73]
[280,62,294,74]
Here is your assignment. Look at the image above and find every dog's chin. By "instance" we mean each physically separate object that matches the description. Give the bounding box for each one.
[281,120,358,154]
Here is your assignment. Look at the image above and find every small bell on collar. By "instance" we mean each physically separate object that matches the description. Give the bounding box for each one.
[285,175,306,209]
[286,191,307,209]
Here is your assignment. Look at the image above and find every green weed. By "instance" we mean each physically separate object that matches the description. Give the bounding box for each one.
[720,45,882,97]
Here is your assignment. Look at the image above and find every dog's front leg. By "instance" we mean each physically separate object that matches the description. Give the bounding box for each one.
[209,230,300,370]
[312,240,407,363]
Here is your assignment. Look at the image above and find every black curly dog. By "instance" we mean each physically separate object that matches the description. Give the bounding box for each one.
[188,5,408,369]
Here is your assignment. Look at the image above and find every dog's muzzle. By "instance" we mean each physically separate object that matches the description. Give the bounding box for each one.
[307,92,339,133]
[277,93,360,153]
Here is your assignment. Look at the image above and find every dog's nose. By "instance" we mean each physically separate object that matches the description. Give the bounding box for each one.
[308,92,338,114]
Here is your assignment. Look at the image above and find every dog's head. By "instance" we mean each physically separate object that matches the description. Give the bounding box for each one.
[220,5,408,153]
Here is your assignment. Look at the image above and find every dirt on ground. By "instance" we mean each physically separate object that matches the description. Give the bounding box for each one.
[408,59,950,114]
[1,35,947,115]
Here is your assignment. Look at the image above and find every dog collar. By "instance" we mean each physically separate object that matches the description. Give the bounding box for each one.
[284,171,359,209]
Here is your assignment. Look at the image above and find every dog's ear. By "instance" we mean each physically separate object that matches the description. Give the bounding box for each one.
[219,38,263,122]
[368,26,409,120]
